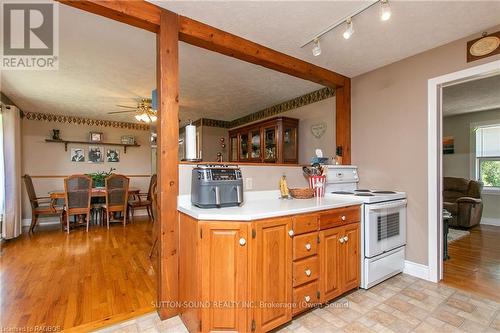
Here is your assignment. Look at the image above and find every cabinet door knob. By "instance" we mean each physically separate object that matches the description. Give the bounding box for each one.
[341,215,346,221]
[344,236,349,242]
[239,238,246,246]
[305,269,312,277]
[288,229,295,237]
[305,243,312,251]
[304,295,311,302]
[339,237,345,244]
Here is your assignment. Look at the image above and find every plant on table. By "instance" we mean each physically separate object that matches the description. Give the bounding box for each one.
[88,168,116,188]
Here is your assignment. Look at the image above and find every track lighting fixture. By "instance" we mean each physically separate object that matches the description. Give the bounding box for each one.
[301,0,393,52]
[380,0,391,21]
[312,39,321,56]
[342,18,354,40]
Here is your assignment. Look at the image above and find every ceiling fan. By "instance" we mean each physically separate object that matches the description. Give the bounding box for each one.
[108,98,157,123]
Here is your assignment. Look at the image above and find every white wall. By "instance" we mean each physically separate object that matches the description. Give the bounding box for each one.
[443,109,500,223]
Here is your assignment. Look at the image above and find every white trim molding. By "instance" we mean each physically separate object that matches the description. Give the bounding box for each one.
[403,260,430,281]
[427,60,500,283]
[22,211,149,227]
[481,218,500,226]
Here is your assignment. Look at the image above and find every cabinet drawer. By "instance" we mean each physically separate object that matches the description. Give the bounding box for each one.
[319,206,360,230]
[293,213,319,235]
[293,232,318,260]
[293,281,319,315]
[293,256,319,287]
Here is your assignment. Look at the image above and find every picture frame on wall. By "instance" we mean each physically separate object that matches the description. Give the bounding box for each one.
[443,136,455,154]
[88,146,104,163]
[106,149,120,162]
[70,148,85,162]
[121,135,135,145]
[89,132,103,142]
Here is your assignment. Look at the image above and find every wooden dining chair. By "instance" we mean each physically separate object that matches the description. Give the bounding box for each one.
[103,174,130,228]
[128,174,157,223]
[24,175,65,233]
[64,175,92,233]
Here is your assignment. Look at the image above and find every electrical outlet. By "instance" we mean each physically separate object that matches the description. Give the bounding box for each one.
[245,178,253,190]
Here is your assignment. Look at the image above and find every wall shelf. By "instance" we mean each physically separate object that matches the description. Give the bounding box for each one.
[45,139,140,154]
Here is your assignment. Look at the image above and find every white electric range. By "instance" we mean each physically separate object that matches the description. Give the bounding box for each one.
[325,165,407,289]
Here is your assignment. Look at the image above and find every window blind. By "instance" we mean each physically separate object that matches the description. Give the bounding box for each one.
[476,124,500,157]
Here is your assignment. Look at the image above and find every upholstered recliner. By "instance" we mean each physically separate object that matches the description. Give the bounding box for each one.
[443,177,483,228]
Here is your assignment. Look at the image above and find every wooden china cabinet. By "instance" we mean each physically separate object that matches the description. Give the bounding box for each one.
[228,117,299,164]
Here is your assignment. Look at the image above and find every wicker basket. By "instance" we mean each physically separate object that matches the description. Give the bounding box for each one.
[289,188,314,199]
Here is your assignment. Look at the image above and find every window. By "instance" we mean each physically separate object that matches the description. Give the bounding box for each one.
[475,124,500,188]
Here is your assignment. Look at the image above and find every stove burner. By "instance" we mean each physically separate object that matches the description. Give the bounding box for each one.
[354,189,371,192]
[355,193,374,196]
[372,190,397,194]
[331,191,354,195]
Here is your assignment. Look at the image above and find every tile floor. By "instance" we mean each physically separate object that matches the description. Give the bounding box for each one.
[95,274,500,333]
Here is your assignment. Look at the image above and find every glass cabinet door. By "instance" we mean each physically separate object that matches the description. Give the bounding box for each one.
[250,128,261,160]
[239,133,249,160]
[230,135,238,161]
[263,126,277,162]
[283,126,298,162]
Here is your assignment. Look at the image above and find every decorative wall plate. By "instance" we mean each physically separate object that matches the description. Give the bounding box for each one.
[311,122,327,138]
[469,36,500,57]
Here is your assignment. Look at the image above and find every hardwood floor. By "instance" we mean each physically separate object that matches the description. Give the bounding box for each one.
[0,217,156,331]
[442,224,500,302]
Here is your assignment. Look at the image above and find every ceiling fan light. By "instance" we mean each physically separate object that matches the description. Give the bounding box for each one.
[343,18,354,40]
[312,39,321,57]
[380,0,391,21]
[135,114,142,121]
[150,115,158,122]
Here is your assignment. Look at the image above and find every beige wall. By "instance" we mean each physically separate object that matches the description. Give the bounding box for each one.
[443,109,500,221]
[351,25,500,265]
[179,163,308,195]
[199,97,336,164]
[22,119,152,220]
[200,126,229,162]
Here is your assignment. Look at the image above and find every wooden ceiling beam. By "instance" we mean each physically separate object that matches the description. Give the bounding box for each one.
[178,16,347,88]
[57,0,162,33]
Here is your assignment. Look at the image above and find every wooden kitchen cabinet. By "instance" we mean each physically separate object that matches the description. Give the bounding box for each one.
[252,217,293,332]
[228,117,299,164]
[179,205,361,333]
[319,222,361,303]
[200,222,250,332]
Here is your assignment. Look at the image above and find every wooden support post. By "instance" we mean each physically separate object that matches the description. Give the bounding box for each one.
[156,9,180,320]
[335,78,351,165]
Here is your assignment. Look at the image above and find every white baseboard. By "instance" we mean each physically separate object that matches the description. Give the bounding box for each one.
[481,218,500,226]
[403,260,430,281]
[22,211,149,227]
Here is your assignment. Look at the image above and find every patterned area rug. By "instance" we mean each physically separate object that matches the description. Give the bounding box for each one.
[447,228,470,243]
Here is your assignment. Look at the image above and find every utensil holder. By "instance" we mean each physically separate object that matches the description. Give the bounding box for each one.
[309,175,326,197]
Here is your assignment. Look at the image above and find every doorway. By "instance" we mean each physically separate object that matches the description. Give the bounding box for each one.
[427,60,500,291]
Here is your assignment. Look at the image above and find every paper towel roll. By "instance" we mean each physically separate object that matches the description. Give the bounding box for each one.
[185,123,197,160]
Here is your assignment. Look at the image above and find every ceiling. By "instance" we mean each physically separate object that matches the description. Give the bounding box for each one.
[152,1,500,77]
[0,4,320,125]
[2,1,500,125]
[443,74,500,117]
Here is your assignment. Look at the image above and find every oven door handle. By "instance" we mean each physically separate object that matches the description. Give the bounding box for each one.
[367,199,407,211]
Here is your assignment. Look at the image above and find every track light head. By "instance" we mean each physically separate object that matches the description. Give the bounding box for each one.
[312,39,321,56]
[343,18,354,40]
[380,0,391,21]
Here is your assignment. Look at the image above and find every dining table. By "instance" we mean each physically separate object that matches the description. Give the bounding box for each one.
[49,187,142,227]
[49,187,141,200]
